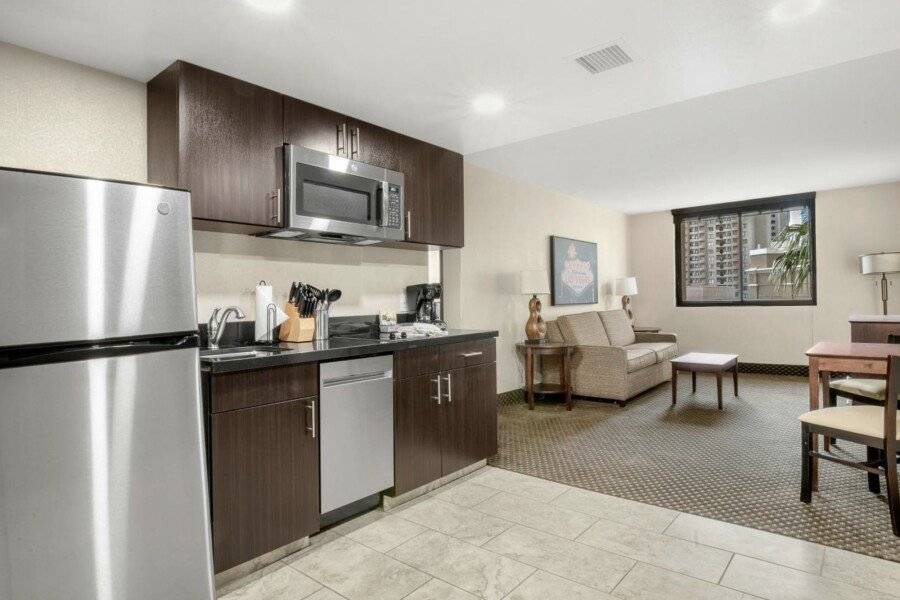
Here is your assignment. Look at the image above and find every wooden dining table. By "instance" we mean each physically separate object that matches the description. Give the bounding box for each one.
[806,341,896,490]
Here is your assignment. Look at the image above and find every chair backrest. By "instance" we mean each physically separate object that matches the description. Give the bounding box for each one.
[886,356,899,455]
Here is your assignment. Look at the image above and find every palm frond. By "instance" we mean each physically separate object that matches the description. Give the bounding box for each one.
[769,222,810,297]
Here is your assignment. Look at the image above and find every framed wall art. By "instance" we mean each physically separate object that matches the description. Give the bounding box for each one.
[550,236,598,306]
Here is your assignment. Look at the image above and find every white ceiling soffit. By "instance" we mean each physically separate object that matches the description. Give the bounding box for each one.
[0,1,899,157]
[467,48,900,214]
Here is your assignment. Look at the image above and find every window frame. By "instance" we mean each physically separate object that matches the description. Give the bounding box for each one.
[672,193,817,307]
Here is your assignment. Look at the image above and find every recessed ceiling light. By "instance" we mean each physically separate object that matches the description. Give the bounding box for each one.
[770,0,823,23]
[243,0,294,14]
[471,94,505,115]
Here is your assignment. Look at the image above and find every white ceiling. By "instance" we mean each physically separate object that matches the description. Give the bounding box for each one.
[1,0,899,211]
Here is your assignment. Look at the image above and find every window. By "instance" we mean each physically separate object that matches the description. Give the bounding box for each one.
[673,193,816,306]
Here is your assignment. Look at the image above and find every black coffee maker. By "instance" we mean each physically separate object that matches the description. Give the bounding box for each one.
[406,283,445,326]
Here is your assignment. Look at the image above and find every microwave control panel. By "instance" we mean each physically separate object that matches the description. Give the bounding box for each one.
[382,184,403,229]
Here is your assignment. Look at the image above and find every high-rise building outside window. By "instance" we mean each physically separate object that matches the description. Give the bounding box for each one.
[673,193,816,306]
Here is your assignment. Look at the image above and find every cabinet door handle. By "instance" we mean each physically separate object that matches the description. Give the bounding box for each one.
[336,123,347,156]
[443,372,452,403]
[431,375,441,405]
[406,210,412,239]
[460,351,483,358]
[306,400,316,438]
[270,188,281,224]
[350,127,360,158]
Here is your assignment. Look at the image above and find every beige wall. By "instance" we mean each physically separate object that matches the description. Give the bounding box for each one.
[629,182,900,364]
[0,42,147,182]
[444,164,629,393]
[193,231,428,319]
[0,42,428,319]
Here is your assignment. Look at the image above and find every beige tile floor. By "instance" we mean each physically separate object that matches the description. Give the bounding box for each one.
[218,466,900,600]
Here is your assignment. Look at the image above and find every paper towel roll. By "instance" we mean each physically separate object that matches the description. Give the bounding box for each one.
[255,283,288,342]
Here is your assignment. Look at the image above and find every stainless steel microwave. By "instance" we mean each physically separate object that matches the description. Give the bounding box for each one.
[264,144,405,245]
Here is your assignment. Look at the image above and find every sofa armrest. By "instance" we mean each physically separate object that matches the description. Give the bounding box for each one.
[634,332,677,343]
[576,344,628,370]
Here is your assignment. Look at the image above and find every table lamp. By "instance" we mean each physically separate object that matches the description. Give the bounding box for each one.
[520,270,550,343]
[614,277,638,324]
[859,251,900,315]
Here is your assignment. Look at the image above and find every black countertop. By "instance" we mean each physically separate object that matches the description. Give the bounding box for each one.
[200,329,499,374]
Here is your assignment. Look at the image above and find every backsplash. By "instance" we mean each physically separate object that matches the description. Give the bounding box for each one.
[192,230,431,322]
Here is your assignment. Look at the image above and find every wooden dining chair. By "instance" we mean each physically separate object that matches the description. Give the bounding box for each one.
[800,355,900,537]
[826,377,888,492]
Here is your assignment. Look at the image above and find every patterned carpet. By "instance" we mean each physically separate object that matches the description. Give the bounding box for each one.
[490,373,900,562]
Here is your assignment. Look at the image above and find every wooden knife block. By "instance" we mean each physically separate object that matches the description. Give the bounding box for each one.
[278,303,315,342]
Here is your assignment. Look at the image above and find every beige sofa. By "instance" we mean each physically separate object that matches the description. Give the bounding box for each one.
[542,309,677,406]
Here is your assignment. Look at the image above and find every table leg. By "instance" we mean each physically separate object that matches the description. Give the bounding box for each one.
[733,362,738,396]
[563,350,572,411]
[691,371,696,393]
[821,370,831,452]
[808,357,820,491]
[526,347,534,410]
[716,371,723,410]
[671,365,678,405]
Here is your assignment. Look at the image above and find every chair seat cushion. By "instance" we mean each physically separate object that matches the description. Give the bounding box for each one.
[799,405,900,440]
[830,377,886,401]
[625,348,657,372]
[627,342,677,363]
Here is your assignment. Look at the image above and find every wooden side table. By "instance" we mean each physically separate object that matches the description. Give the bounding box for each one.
[516,342,574,411]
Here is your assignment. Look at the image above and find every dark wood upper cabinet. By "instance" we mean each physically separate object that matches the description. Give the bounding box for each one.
[283,98,350,157]
[351,120,402,172]
[399,137,464,247]
[148,62,463,246]
[148,61,284,231]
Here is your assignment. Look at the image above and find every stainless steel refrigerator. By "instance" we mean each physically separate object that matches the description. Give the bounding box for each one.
[0,167,215,599]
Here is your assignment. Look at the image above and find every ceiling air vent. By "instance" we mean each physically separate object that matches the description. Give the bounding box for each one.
[574,44,633,74]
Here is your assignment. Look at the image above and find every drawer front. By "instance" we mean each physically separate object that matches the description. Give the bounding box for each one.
[440,338,496,371]
[394,346,441,380]
[211,363,318,413]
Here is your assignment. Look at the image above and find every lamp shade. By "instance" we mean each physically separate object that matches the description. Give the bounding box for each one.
[614,277,638,296]
[859,252,900,275]
[520,270,550,295]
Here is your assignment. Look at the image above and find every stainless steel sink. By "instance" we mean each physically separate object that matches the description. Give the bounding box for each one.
[200,346,284,362]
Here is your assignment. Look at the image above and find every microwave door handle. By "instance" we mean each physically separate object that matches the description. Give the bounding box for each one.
[375,183,385,226]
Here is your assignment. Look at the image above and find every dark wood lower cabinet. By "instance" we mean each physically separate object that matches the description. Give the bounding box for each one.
[211,396,319,573]
[470,362,499,460]
[394,375,443,493]
[394,344,498,495]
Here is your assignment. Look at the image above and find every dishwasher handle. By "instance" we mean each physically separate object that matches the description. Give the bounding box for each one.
[321,370,393,388]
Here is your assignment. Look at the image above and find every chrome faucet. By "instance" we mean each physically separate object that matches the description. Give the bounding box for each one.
[207,306,246,349]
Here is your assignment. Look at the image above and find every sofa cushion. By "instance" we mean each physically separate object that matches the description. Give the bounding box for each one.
[625,348,657,372]
[545,320,565,344]
[599,309,635,346]
[558,312,610,346]
[627,342,678,363]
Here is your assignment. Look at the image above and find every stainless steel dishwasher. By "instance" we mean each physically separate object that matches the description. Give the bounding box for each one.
[319,354,395,516]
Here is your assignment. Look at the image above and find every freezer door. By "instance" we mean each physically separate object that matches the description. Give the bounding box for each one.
[0,168,197,348]
[0,347,214,600]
